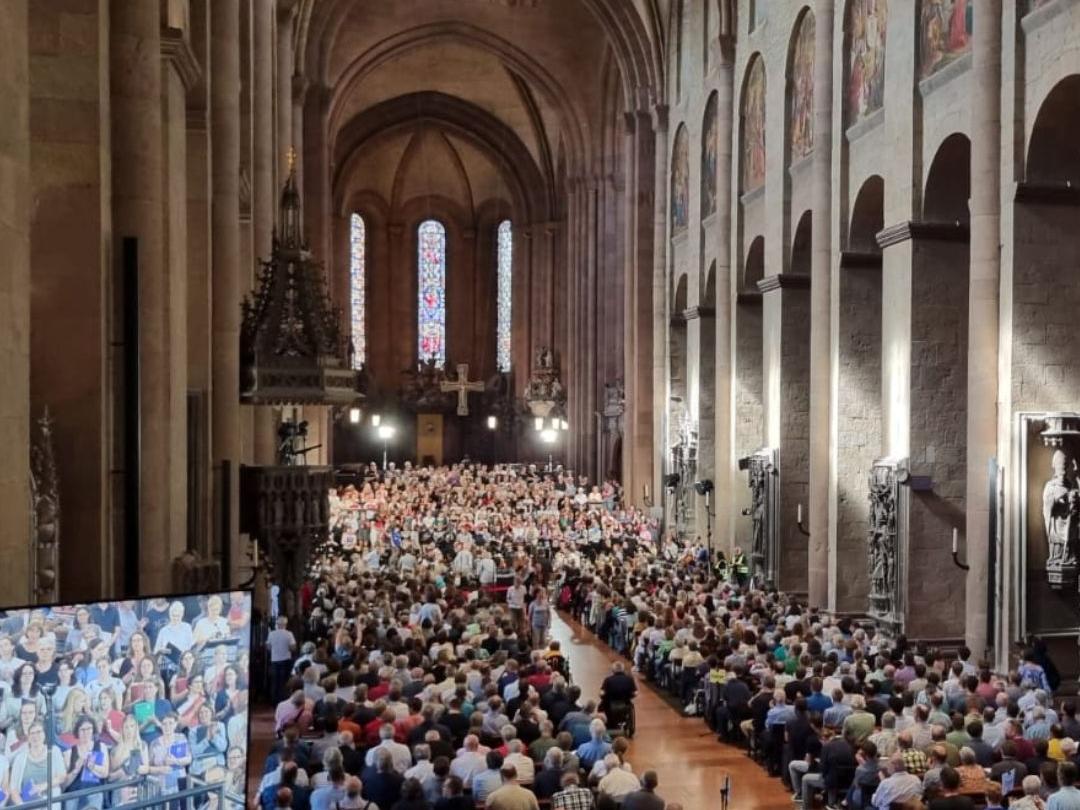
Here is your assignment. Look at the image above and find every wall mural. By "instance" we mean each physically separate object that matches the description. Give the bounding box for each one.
[790,13,815,161]
[701,93,718,218]
[742,57,766,192]
[671,124,690,233]
[920,0,972,79]
[847,0,887,126]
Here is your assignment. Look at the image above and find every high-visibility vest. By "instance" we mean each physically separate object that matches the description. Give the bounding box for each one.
[732,553,748,574]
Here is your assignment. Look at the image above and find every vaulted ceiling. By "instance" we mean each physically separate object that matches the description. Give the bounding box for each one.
[298,0,666,223]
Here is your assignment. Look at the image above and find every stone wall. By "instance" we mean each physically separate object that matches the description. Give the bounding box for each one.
[1011,202,1080,412]
[734,298,763,549]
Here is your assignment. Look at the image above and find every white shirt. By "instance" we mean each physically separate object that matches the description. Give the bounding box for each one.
[266,629,296,662]
[507,586,527,610]
[364,739,412,774]
[598,767,640,799]
[154,622,194,654]
[450,750,486,786]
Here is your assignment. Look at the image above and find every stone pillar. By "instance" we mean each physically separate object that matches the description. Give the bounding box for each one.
[758,274,812,592]
[652,106,670,506]
[160,28,200,589]
[186,0,213,557]
[808,0,834,609]
[238,0,255,468]
[0,0,32,603]
[253,0,278,466]
[623,111,658,506]
[111,0,168,590]
[964,0,1002,658]
[713,44,735,554]
[276,1,295,188]
[211,0,242,583]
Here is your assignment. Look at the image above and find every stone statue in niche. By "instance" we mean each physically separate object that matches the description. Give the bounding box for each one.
[1043,448,1080,590]
[867,465,897,617]
[525,346,566,414]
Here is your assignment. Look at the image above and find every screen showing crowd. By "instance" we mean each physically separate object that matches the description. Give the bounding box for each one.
[0,591,251,808]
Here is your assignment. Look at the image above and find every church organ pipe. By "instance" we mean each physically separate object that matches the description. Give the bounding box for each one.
[121,237,141,597]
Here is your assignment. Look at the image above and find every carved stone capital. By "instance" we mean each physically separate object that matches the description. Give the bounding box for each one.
[161,27,201,92]
[876,219,970,249]
[756,273,811,294]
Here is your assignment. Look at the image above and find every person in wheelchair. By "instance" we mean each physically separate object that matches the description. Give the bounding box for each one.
[599,662,637,729]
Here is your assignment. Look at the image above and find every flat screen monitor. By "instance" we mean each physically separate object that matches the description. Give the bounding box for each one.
[0,590,252,808]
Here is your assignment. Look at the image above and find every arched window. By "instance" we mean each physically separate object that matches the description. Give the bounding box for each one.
[496,220,513,372]
[417,219,447,367]
[349,213,366,369]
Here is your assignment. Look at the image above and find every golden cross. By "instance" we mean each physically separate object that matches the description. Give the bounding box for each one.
[286,145,297,171]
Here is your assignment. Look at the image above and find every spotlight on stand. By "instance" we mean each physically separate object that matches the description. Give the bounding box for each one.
[663,473,680,490]
[348,407,361,424]
[693,479,714,496]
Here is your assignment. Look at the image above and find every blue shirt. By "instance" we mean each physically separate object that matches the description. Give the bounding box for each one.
[1049,786,1080,810]
[575,738,612,770]
[765,704,796,728]
[807,692,833,714]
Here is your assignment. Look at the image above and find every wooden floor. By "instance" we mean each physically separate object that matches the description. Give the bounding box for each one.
[247,612,793,810]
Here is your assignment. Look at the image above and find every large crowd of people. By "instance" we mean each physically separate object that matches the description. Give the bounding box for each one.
[0,592,251,808]
[258,462,1072,810]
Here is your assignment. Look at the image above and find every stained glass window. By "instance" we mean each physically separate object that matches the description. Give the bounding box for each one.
[496,220,513,372]
[350,213,366,369]
[417,219,447,367]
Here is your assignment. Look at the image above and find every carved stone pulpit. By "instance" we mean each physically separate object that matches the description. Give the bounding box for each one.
[240,465,332,628]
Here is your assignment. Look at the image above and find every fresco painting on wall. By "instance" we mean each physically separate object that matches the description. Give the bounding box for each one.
[702,93,718,218]
[790,13,815,161]
[671,125,690,233]
[920,0,972,79]
[742,57,766,192]
[848,0,887,125]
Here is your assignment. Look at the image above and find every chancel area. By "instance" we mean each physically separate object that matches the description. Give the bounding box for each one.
[5,0,1080,806]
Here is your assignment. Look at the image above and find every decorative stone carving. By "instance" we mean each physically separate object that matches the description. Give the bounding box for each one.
[1040,415,1080,591]
[867,457,909,635]
[400,357,454,413]
[171,550,220,595]
[742,447,778,588]
[524,346,566,416]
[240,465,333,625]
[668,399,698,535]
[602,378,625,436]
[29,409,59,604]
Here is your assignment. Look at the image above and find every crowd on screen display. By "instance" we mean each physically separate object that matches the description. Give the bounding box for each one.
[0,593,252,807]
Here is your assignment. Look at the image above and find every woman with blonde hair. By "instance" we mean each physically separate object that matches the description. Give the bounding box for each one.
[57,688,90,742]
[94,689,124,745]
[108,713,149,805]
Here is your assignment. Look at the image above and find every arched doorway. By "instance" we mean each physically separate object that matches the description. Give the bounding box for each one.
[1014,76,1080,642]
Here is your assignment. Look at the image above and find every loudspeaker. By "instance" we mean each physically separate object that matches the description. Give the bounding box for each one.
[694,479,714,496]
[663,473,680,489]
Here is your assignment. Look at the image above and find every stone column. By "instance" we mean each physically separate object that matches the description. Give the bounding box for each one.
[623,111,657,506]
[276,1,296,189]
[0,0,31,602]
[111,0,168,590]
[808,0,834,608]
[964,0,1002,658]
[759,274,812,592]
[186,0,213,557]
[160,28,201,589]
[211,0,242,583]
[253,0,278,466]
[713,43,736,553]
[652,105,670,506]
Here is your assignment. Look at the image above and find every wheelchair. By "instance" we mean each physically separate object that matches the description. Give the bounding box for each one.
[604,699,636,739]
